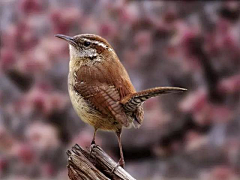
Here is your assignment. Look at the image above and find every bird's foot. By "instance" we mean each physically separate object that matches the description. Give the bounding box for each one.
[89,141,97,156]
[111,158,125,173]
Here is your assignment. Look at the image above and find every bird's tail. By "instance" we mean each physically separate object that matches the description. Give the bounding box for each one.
[121,87,187,112]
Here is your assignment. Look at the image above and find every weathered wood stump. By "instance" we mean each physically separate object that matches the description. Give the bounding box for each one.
[67,144,136,180]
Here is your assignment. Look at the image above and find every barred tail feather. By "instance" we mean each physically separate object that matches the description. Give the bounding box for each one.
[121,87,187,112]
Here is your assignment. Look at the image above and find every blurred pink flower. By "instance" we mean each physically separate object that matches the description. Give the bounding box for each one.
[218,74,240,94]
[210,166,236,180]
[99,22,117,38]
[185,131,207,151]
[25,121,60,151]
[16,48,50,74]
[180,89,207,114]
[40,36,69,59]
[122,49,139,68]
[42,163,56,177]
[18,0,43,15]
[0,126,15,153]
[0,157,8,176]
[209,105,232,123]
[0,48,16,71]
[1,25,18,48]
[16,143,35,164]
[134,30,152,56]
[15,21,39,51]
[143,98,171,129]
[14,84,69,116]
[50,8,81,34]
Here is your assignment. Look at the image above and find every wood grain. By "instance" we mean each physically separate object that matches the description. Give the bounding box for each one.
[67,144,136,180]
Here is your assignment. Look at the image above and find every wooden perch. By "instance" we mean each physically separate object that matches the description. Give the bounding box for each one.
[67,144,136,180]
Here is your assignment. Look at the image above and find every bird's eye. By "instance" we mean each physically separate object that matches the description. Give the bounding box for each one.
[84,41,91,47]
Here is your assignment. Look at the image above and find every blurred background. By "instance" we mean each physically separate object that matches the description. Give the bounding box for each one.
[1,0,240,179]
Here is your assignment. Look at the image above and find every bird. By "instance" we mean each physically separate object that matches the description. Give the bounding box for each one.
[55,34,187,168]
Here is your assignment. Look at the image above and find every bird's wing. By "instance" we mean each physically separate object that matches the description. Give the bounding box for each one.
[121,87,187,112]
[74,81,130,127]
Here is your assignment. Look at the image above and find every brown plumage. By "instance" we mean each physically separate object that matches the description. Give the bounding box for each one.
[55,34,187,168]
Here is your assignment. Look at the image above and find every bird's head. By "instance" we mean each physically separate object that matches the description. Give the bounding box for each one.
[55,34,115,65]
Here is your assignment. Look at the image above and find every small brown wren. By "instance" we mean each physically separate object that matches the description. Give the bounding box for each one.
[55,34,186,168]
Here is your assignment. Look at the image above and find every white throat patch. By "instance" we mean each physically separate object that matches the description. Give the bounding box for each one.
[69,45,97,58]
[69,45,102,64]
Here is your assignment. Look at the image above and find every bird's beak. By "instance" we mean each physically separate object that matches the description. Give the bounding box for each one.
[55,34,77,47]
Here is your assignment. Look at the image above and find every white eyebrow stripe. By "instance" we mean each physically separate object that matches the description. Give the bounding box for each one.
[82,38,113,51]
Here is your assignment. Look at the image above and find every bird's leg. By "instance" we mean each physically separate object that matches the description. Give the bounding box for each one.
[111,129,125,173]
[90,128,97,155]
[91,128,97,145]
[116,129,125,168]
